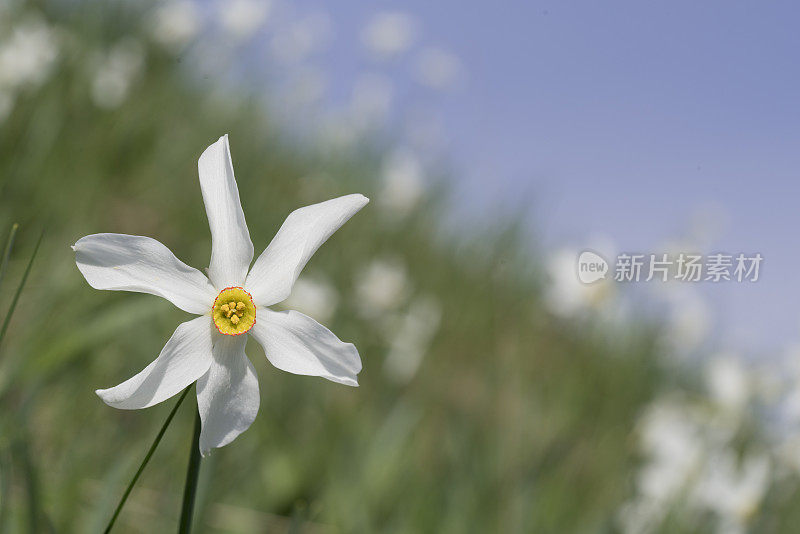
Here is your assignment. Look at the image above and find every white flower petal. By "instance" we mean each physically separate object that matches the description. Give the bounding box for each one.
[251,308,361,386]
[245,194,369,306]
[199,134,254,289]
[73,233,217,314]
[96,316,215,409]
[196,334,259,456]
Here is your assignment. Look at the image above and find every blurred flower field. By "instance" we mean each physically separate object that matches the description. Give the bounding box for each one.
[2,1,800,533]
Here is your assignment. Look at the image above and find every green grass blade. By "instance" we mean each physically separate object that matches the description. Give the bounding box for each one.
[0,448,11,532]
[0,229,43,351]
[103,387,191,534]
[178,407,202,534]
[0,223,19,294]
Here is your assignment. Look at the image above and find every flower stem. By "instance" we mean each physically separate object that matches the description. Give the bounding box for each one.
[103,387,190,534]
[178,407,202,533]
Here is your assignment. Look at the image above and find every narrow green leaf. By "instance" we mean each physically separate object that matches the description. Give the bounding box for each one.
[0,229,43,351]
[178,407,202,534]
[0,223,19,295]
[103,387,191,534]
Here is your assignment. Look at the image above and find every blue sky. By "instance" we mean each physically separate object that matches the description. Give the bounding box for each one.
[272,0,800,354]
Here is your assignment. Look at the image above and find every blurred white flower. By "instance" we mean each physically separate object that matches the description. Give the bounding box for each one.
[0,15,58,91]
[383,296,441,384]
[413,47,462,91]
[351,72,394,130]
[623,388,774,534]
[619,397,715,532]
[617,500,662,534]
[545,248,614,318]
[770,352,800,474]
[356,257,410,318]
[271,11,332,64]
[361,11,417,59]
[282,275,339,324]
[73,135,368,455]
[781,369,800,424]
[775,432,800,475]
[706,355,751,415]
[149,0,201,52]
[90,39,145,109]
[218,0,271,40]
[692,451,770,532]
[638,400,704,502]
[379,147,425,217]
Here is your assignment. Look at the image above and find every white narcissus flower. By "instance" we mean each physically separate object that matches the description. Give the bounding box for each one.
[72,135,368,455]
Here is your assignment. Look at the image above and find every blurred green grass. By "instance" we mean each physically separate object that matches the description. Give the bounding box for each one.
[0,2,681,533]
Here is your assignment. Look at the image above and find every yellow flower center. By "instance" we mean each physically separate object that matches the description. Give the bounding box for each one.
[212,287,256,336]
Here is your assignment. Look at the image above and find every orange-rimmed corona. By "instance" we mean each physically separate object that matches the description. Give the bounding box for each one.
[212,287,256,336]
